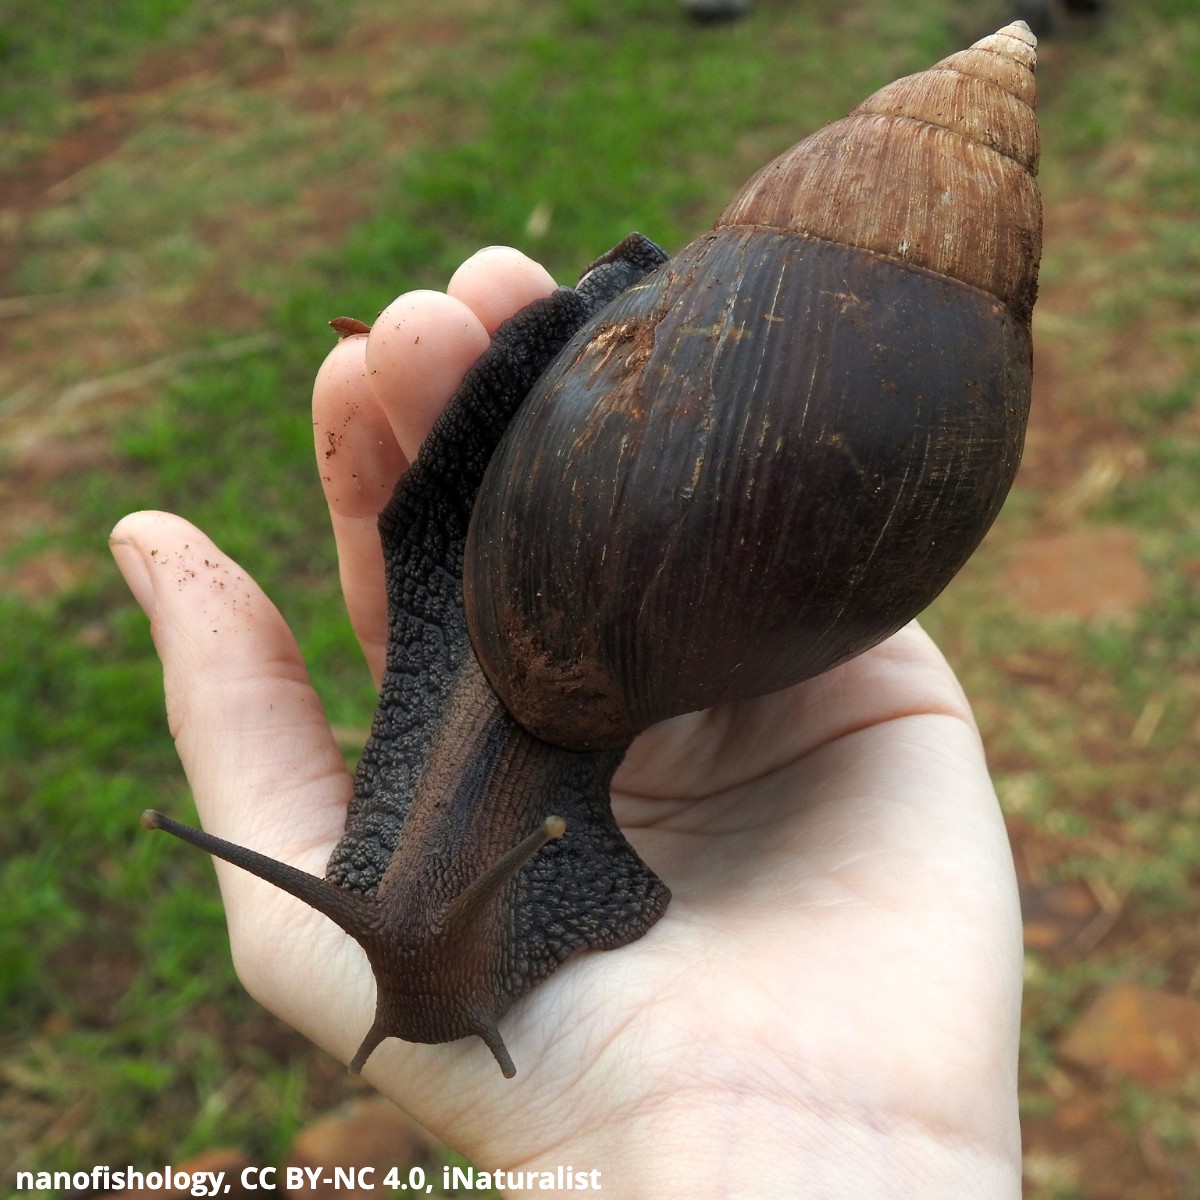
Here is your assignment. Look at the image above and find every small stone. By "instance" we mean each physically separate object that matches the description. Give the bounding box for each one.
[1058,981,1200,1086]
[681,0,752,22]
[1020,880,1101,950]
[284,1096,440,1197]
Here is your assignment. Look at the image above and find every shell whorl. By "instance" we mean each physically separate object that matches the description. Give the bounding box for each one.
[716,21,1042,321]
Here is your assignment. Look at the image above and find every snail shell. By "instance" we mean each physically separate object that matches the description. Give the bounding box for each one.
[465,22,1041,750]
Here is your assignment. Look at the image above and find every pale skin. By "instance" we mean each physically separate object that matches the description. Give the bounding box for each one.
[110,246,1024,1198]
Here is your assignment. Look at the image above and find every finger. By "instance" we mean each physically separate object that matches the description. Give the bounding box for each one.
[315,299,487,680]
[363,290,492,463]
[314,248,557,682]
[363,246,556,463]
[109,510,351,875]
[446,245,557,334]
[312,333,402,681]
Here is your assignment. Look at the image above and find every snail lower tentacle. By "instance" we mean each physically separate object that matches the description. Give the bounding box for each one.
[143,23,1041,1079]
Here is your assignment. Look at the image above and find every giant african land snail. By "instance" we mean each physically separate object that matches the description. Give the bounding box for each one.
[143,22,1042,1078]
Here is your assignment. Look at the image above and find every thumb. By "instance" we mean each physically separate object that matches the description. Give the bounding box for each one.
[111,510,378,1059]
[109,510,352,876]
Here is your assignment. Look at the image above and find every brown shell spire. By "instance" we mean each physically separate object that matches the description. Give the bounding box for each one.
[716,21,1041,321]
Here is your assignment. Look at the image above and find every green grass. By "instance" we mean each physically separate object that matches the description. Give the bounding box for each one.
[0,0,348,170]
[3,0,1200,1192]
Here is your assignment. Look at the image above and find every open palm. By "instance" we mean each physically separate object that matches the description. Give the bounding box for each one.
[111,247,1023,1198]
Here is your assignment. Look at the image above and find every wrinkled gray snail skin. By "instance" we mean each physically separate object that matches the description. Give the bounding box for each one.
[143,23,1042,1078]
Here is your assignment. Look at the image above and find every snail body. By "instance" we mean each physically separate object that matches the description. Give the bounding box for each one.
[144,23,1042,1077]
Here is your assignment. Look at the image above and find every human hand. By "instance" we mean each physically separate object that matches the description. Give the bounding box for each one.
[111,246,1023,1198]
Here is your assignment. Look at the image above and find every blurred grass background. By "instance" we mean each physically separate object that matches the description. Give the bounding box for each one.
[1,1,1198,1196]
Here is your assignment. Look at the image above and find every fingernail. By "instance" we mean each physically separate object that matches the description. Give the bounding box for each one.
[109,533,156,618]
